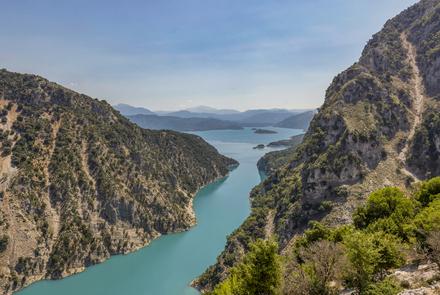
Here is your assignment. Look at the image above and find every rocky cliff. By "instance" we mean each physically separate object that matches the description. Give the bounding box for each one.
[195,0,440,291]
[0,69,237,294]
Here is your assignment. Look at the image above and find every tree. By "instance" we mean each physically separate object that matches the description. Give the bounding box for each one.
[353,187,416,240]
[343,231,404,293]
[415,177,440,207]
[284,240,347,295]
[210,239,282,295]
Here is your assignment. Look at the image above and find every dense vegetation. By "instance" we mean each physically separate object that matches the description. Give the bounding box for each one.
[209,177,440,295]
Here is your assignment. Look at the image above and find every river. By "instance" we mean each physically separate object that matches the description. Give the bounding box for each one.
[18,127,302,295]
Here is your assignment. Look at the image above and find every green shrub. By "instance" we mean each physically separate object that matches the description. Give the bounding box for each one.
[343,231,404,292]
[363,278,402,295]
[210,239,282,295]
[413,199,440,238]
[353,187,417,240]
[415,177,440,207]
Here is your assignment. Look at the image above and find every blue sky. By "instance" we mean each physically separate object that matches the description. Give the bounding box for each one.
[1,0,417,111]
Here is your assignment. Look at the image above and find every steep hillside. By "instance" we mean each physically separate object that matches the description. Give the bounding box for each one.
[0,69,236,294]
[195,0,440,291]
[127,114,243,131]
[257,134,305,175]
[274,110,316,130]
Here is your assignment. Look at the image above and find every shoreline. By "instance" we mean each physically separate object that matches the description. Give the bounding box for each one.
[14,164,239,295]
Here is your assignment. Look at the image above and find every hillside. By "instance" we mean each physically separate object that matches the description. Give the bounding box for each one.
[127,114,243,132]
[195,0,440,292]
[257,134,305,175]
[0,69,236,294]
[274,110,316,130]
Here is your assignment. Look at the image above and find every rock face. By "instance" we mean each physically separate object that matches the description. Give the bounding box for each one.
[0,69,237,294]
[195,0,440,291]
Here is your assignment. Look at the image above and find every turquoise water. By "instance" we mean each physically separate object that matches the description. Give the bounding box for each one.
[19,127,302,295]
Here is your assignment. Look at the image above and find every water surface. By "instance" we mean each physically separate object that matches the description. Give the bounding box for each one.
[19,127,302,295]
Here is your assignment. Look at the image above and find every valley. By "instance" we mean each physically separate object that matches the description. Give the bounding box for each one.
[16,128,302,295]
[1,0,440,294]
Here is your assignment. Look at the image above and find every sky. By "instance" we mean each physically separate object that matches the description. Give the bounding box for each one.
[0,0,418,111]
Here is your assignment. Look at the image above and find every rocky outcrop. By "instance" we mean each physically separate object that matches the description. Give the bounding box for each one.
[195,0,440,291]
[0,69,237,294]
[393,263,440,295]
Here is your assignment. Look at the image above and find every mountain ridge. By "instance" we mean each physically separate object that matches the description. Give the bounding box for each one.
[0,69,236,294]
[127,114,243,131]
[195,0,440,291]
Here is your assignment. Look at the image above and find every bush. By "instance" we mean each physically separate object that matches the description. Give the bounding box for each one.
[363,278,402,295]
[353,187,417,240]
[415,177,440,207]
[210,239,282,295]
[427,231,440,266]
[285,240,347,295]
[343,231,404,292]
[413,199,440,239]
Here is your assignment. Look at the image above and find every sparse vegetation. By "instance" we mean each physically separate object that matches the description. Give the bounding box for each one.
[208,177,440,295]
[0,235,8,253]
[0,69,236,291]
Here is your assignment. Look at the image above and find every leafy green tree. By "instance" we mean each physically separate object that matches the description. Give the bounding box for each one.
[343,231,404,293]
[413,199,440,237]
[353,187,417,240]
[415,177,440,207]
[210,239,282,295]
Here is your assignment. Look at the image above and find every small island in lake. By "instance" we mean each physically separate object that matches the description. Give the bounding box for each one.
[254,129,277,134]
[253,144,265,149]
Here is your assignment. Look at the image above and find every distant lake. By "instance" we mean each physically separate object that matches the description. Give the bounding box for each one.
[18,127,302,295]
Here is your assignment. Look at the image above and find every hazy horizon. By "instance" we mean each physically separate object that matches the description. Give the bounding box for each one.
[1,0,417,111]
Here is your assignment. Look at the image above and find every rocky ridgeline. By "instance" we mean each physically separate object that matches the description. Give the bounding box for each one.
[0,69,237,294]
[195,0,440,291]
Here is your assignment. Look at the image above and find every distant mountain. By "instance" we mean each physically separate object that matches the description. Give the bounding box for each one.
[117,105,315,128]
[113,103,154,116]
[184,106,240,115]
[238,109,295,126]
[127,114,243,131]
[274,110,316,130]
[164,108,311,126]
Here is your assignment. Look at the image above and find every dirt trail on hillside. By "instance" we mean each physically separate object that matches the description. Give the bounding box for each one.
[398,32,426,181]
